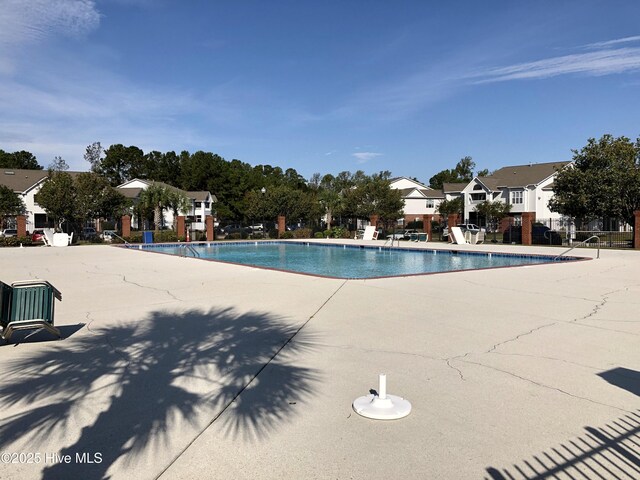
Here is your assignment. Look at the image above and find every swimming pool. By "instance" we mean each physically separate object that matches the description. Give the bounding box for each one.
[129,241,582,279]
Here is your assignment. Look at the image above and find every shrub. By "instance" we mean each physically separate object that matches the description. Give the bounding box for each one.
[252,233,265,240]
[323,230,331,238]
[293,228,312,239]
[0,236,33,247]
[225,232,248,240]
[406,220,424,229]
[280,231,295,239]
[314,232,324,238]
[154,231,177,242]
[125,232,143,244]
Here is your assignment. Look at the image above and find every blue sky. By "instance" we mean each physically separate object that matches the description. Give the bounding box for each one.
[1,0,640,184]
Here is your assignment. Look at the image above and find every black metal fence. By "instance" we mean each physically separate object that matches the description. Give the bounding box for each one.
[463,216,634,249]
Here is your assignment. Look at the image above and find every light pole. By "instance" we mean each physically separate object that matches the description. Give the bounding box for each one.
[261,187,266,239]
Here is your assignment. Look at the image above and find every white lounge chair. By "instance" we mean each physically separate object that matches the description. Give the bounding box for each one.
[470,231,485,245]
[42,228,55,247]
[361,225,379,241]
[449,226,469,245]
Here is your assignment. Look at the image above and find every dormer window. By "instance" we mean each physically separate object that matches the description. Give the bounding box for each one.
[473,184,483,190]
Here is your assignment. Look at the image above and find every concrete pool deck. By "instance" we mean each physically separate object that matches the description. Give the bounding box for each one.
[0,240,638,479]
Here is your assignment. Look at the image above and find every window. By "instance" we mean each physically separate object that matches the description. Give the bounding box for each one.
[426,199,435,208]
[204,202,210,208]
[473,184,483,190]
[470,193,486,201]
[510,191,523,204]
[195,202,202,208]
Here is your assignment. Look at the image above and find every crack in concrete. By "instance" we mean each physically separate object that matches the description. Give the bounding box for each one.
[79,262,184,302]
[489,352,605,371]
[120,274,183,302]
[443,287,631,384]
[456,358,633,413]
[487,322,558,354]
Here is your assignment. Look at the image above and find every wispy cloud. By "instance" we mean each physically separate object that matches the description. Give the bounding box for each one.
[584,35,640,49]
[352,152,382,164]
[467,37,640,83]
[0,0,100,47]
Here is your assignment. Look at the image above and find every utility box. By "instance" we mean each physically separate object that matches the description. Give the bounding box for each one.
[142,231,153,244]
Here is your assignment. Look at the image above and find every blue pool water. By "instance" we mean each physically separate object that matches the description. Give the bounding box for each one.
[131,241,580,279]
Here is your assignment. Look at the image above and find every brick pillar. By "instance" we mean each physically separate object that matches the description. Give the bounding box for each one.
[369,214,379,228]
[16,215,26,238]
[177,216,186,240]
[205,215,214,241]
[521,212,536,246]
[122,215,131,238]
[634,210,640,249]
[278,215,286,237]
[447,214,460,230]
[423,214,433,241]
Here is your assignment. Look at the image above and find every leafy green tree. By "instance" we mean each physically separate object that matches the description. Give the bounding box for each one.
[475,200,512,241]
[167,188,192,226]
[319,178,343,229]
[549,134,640,226]
[0,150,42,169]
[144,151,181,184]
[0,185,26,228]
[75,173,130,228]
[98,144,145,186]
[84,142,104,173]
[35,172,76,230]
[342,172,404,229]
[429,156,482,189]
[139,184,190,231]
[48,156,69,171]
[437,197,464,224]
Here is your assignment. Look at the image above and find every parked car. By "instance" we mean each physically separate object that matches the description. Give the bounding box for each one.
[0,229,18,237]
[101,230,117,242]
[250,224,264,232]
[82,227,97,239]
[402,229,420,240]
[31,229,45,243]
[456,223,485,234]
[222,224,252,235]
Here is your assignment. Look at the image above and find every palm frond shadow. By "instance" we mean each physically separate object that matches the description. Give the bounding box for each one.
[0,307,319,480]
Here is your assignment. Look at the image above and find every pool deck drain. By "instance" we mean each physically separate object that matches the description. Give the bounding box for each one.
[0,240,637,480]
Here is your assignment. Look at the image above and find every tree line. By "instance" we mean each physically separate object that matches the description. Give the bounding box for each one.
[0,143,405,233]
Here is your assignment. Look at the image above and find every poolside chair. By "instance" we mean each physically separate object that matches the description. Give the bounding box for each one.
[361,225,379,241]
[0,279,62,341]
[470,231,485,245]
[449,227,469,245]
[42,228,55,247]
[53,233,71,247]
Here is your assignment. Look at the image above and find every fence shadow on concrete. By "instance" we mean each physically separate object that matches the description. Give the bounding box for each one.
[485,411,640,479]
[0,307,319,480]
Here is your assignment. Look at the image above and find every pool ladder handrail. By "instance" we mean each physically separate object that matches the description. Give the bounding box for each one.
[109,232,130,244]
[553,235,600,261]
[180,244,201,258]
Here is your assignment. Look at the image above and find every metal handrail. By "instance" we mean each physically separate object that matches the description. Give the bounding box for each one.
[554,235,601,260]
[180,244,200,258]
[108,232,129,244]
